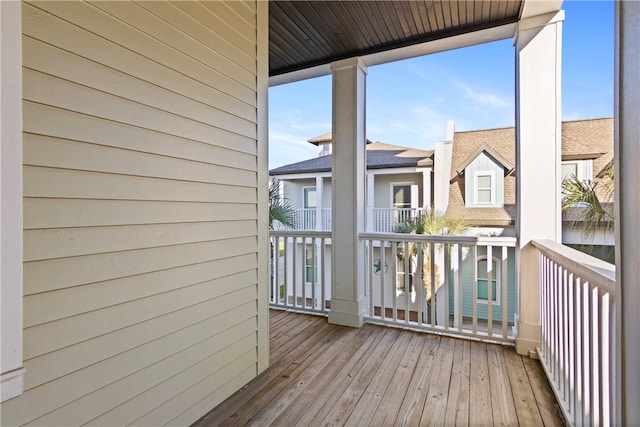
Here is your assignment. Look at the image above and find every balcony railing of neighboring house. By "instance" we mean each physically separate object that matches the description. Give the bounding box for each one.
[275,207,428,232]
[372,208,426,233]
[361,232,518,343]
[321,208,331,231]
[531,239,616,427]
[295,208,316,230]
[269,230,332,315]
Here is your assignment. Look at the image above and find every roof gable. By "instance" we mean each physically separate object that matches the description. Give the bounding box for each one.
[455,142,514,177]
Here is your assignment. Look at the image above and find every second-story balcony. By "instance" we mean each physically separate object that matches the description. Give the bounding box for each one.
[196,308,564,426]
[266,230,616,426]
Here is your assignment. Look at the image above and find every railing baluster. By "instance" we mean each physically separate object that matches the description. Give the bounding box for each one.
[501,245,508,339]
[455,243,462,331]
[430,242,436,327]
[472,245,478,335]
[486,245,493,336]
[443,243,450,330]
[417,242,424,325]
[321,236,326,310]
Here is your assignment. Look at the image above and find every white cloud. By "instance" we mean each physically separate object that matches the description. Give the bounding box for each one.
[455,82,509,109]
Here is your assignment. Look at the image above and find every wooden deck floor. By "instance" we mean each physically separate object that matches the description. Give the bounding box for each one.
[194,310,564,427]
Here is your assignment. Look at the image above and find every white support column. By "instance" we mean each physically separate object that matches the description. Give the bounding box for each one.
[614,2,640,425]
[315,176,323,231]
[366,174,374,232]
[329,57,367,327]
[419,168,431,211]
[514,11,564,356]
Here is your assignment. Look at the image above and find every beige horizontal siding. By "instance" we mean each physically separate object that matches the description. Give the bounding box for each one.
[24,198,257,229]
[26,2,256,100]
[23,104,256,169]
[24,135,257,188]
[24,297,256,393]
[24,253,257,326]
[24,221,257,262]
[1,1,265,425]
[18,308,258,426]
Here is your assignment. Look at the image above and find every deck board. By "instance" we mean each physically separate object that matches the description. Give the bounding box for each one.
[194,310,564,427]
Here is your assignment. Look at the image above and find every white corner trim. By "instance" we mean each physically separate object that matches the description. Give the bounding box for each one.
[0,0,25,403]
[1,368,26,402]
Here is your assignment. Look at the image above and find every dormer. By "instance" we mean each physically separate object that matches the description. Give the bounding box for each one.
[307,132,333,157]
[307,132,374,157]
[455,143,514,208]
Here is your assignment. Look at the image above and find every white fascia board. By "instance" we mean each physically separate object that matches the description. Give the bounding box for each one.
[269,23,516,86]
[269,64,331,86]
[368,167,431,176]
[271,172,332,180]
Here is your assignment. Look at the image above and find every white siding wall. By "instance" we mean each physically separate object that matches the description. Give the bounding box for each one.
[463,152,505,207]
[1,1,266,425]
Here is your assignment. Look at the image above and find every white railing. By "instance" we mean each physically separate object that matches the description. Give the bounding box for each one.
[272,208,332,231]
[270,230,331,315]
[276,208,429,232]
[372,208,426,232]
[360,232,517,343]
[532,239,616,427]
[295,208,316,230]
[321,208,331,231]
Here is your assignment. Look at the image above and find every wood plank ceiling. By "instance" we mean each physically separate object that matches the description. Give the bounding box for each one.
[269,1,523,76]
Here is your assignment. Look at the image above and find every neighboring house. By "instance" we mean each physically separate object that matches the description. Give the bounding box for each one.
[437,117,614,241]
[434,117,614,324]
[270,132,434,232]
[270,133,434,317]
[272,118,615,327]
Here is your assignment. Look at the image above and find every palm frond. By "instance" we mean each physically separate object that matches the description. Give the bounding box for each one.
[268,178,296,229]
[562,173,615,237]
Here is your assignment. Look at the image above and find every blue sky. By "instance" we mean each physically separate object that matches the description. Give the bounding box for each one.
[268,1,614,169]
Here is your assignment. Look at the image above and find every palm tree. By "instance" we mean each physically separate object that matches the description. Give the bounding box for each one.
[562,164,615,237]
[395,208,468,303]
[269,177,295,229]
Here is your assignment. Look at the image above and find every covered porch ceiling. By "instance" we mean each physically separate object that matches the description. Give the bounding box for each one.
[269,0,564,83]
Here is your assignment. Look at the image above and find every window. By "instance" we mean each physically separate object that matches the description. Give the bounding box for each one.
[561,162,578,181]
[303,187,316,208]
[392,184,411,209]
[477,256,500,304]
[474,171,495,205]
[561,160,593,183]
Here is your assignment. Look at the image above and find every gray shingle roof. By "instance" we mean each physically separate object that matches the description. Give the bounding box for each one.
[270,141,433,175]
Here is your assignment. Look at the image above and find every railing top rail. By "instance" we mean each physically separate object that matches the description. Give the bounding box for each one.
[269,230,332,238]
[359,232,517,246]
[531,238,616,294]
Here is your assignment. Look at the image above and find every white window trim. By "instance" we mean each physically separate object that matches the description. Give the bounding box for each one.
[389,182,416,209]
[1,0,25,402]
[561,159,593,182]
[302,186,316,209]
[477,255,501,306]
[473,170,496,206]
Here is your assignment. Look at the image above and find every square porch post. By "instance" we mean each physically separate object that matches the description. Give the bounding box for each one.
[514,11,564,356]
[614,2,640,424]
[329,57,367,327]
